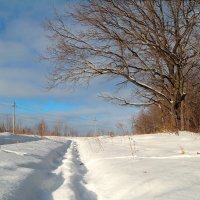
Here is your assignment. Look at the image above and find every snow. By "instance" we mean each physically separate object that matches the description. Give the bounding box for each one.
[0,132,200,199]
[75,133,200,200]
[52,142,97,200]
[0,134,70,200]
[0,132,41,145]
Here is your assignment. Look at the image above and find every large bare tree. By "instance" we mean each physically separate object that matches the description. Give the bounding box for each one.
[45,0,200,131]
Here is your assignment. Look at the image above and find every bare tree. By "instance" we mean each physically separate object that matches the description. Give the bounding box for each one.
[45,0,200,131]
[53,120,63,136]
[63,124,69,136]
[69,128,79,137]
[5,115,12,132]
[38,120,48,136]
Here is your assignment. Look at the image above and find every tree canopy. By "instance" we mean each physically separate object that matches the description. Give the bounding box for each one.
[45,0,200,131]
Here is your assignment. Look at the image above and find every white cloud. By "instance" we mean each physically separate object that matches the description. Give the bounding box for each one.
[3,18,48,53]
[0,40,31,65]
[0,67,71,98]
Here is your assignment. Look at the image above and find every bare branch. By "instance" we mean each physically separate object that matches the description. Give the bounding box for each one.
[44,0,200,130]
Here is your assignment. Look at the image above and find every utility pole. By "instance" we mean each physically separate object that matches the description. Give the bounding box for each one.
[12,101,16,134]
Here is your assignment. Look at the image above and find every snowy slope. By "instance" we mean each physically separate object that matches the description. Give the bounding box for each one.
[75,132,200,200]
[0,132,200,200]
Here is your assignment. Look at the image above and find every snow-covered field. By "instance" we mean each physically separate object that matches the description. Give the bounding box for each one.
[0,132,200,200]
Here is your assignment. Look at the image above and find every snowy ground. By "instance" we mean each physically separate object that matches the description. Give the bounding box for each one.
[0,132,200,200]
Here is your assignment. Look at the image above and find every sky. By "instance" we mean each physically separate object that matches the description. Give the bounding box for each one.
[0,0,139,134]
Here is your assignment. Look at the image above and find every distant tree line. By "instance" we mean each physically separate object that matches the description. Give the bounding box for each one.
[0,118,79,137]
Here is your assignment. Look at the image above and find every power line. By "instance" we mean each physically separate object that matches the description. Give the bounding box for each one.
[0,101,109,133]
[0,102,13,107]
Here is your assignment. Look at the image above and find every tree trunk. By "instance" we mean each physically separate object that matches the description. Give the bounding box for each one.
[180,100,185,131]
[174,105,181,131]
[173,97,185,132]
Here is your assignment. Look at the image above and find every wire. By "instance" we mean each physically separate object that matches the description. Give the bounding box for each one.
[0,101,110,132]
[0,102,13,106]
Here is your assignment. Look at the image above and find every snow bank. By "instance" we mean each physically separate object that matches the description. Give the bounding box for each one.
[0,132,41,145]
[76,132,200,200]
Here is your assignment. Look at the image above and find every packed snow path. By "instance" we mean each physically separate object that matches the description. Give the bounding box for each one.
[0,133,96,200]
[52,141,97,200]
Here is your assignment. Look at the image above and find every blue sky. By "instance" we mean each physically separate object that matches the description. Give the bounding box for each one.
[0,0,139,134]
